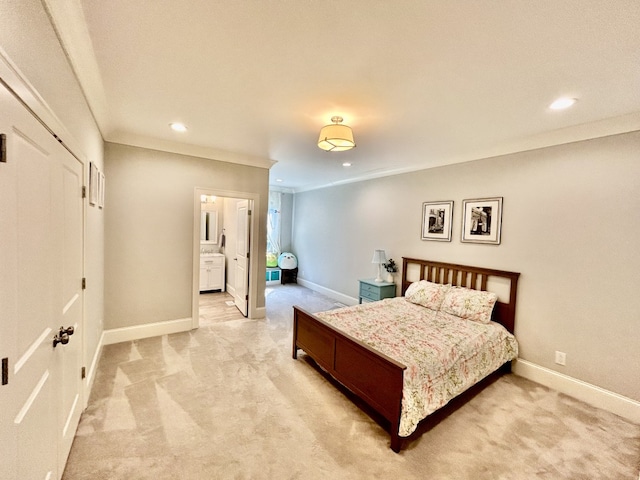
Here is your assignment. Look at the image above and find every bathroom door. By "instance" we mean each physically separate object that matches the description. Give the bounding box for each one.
[234,200,250,316]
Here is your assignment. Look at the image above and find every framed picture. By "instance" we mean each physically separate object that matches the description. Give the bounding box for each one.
[89,162,99,206]
[421,201,453,241]
[461,197,503,245]
[98,171,105,209]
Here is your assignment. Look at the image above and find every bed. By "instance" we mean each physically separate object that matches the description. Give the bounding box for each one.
[292,257,520,452]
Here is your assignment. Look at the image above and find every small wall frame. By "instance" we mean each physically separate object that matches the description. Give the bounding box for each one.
[421,201,453,242]
[461,197,503,245]
[98,171,105,208]
[89,162,99,206]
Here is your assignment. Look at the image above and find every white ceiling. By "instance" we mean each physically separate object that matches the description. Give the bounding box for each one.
[48,0,640,192]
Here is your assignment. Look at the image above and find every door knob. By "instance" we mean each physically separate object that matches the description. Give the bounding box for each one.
[53,326,74,348]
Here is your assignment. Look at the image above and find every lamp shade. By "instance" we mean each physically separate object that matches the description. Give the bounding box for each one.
[371,249,387,282]
[318,116,356,152]
[371,249,387,264]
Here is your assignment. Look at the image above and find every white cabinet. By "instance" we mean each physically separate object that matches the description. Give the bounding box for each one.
[200,254,225,292]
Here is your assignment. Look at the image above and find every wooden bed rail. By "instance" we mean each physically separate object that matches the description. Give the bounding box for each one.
[292,306,406,451]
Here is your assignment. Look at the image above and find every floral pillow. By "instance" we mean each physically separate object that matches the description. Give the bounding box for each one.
[440,287,498,323]
[404,280,450,311]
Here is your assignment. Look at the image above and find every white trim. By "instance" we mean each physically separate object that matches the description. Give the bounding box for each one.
[62,293,80,315]
[14,327,52,374]
[253,306,266,319]
[513,359,640,425]
[0,46,86,161]
[102,317,192,345]
[14,371,50,424]
[297,278,359,307]
[110,136,275,169]
[62,394,80,437]
[83,331,104,407]
[292,112,640,193]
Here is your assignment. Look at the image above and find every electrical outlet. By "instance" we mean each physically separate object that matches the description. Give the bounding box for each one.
[555,351,566,366]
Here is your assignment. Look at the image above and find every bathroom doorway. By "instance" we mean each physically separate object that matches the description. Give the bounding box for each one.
[191,188,258,328]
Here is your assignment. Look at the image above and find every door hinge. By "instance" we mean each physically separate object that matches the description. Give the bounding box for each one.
[248,209,252,216]
[0,133,7,163]
[2,358,8,385]
[82,278,86,290]
[246,251,250,259]
[82,186,87,198]
[81,366,86,380]
[245,294,249,301]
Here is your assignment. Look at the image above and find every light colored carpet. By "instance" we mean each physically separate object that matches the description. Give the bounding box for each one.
[63,285,640,479]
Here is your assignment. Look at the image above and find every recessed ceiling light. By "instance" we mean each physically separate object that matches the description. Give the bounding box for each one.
[342,162,352,167]
[169,122,188,132]
[276,179,283,182]
[549,97,577,110]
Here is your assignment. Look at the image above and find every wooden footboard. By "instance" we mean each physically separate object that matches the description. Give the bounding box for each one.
[292,306,407,452]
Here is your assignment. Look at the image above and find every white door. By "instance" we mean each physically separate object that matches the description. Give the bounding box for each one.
[0,81,58,480]
[0,82,84,480]
[57,152,84,469]
[234,200,250,316]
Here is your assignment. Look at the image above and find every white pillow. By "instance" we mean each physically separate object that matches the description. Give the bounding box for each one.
[405,280,450,311]
[440,287,498,323]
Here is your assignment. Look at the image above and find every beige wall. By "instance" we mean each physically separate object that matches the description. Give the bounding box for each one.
[104,142,269,329]
[292,130,640,402]
[0,0,105,388]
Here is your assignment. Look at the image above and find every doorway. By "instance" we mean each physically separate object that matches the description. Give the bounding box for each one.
[191,188,258,329]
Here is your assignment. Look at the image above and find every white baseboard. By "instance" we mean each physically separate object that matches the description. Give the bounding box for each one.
[297,278,359,307]
[102,317,193,345]
[513,359,640,425]
[253,306,266,319]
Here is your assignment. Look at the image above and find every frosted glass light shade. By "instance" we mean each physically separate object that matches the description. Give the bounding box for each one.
[317,116,356,152]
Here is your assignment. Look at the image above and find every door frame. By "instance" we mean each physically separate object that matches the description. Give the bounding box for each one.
[191,187,260,327]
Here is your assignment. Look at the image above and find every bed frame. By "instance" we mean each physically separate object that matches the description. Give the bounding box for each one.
[292,257,520,452]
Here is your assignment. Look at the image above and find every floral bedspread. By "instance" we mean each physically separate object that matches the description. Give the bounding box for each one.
[316,297,518,437]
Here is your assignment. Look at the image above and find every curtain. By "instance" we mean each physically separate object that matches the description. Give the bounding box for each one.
[266,191,281,267]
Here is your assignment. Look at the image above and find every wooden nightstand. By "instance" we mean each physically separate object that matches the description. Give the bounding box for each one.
[359,279,396,303]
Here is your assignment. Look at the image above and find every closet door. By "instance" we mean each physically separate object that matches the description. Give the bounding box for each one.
[57,150,84,470]
[0,81,85,479]
[0,80,58,480]
[0,77,20,480]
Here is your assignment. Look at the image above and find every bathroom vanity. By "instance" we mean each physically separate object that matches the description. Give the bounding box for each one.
[199,253,225,292]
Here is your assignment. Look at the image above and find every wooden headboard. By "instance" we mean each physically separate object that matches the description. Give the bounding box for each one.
[401,257,520,334]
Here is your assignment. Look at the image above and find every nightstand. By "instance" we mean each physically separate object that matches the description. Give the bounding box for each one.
[359,279,396,303]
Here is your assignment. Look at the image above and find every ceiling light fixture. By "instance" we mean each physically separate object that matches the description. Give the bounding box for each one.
[549,97,577,110]
[170,122,188,132]
[317,116,356,152]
